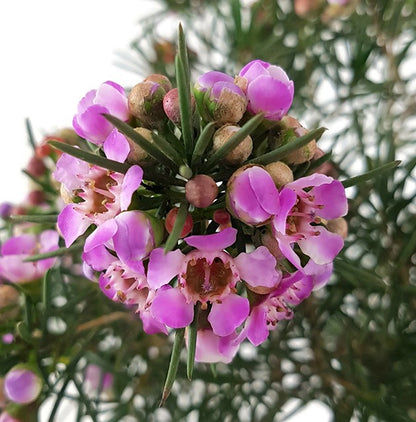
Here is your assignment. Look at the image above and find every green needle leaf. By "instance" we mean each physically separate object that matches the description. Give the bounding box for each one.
[164,202,189,253]
[103,114,180,171]
[249,127,326,165]
[151,132,186,167]
[10,214,58,224]
[49,141,130,174]
[341,160,400,188]
[160,328,185,407]
[203,113,265,170]
[191,122,216,167]
[187,303,200,380]
[23,242,84,262]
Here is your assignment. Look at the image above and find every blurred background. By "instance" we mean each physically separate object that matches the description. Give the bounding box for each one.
[1,0,416,421]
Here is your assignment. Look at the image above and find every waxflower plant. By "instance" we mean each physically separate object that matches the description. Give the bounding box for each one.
[0,27,397,411]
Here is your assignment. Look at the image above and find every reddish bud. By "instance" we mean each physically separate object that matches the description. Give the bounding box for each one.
[185,175,218,208]
[26,156,47,177]
[27,190,46,206]
[163,88,195,126]
[165,207,193,237]
[213,209,231,226]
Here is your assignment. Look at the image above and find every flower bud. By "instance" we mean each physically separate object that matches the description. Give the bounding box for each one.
[0,203,12,219]
[237,60,294,121]
[194,71,247,125]
[311,148,339,178]
[26,156,47,178]
[226,165,279,226]
[265,161,294,188]
[271,116,317,165]
[128,74,172,128]
[213,209,231,226]
[163,88,195,126]
[294,0,322,16]
[4,365,42,404]
[126,127,156,165]
[165,207,193,237]
[213,125,253,165]
[327,217,348,239]
[185,175,218,208]
[27,190,46,206]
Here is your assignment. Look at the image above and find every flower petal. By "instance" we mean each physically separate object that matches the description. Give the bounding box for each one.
[1,234,36,256]
[147,248,184,289]
[208,294,249,336]
[120,165,143,211]
[234,246,281,289]
[245,306,269,346]
[298,226,344,265]
[58,204,91,247]
[150,286,194,328]
[103,129,130,163]
[185,227,237,252]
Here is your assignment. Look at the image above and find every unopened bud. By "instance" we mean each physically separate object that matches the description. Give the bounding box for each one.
[272,115,317,165]
[185,175,218,208]
[327,217,348,239]
[265,161,294,188]
[213,125,253,165]
[163,88,195,126]
[27,190,46,206]
[165,207,193,237]
[4,365,42,404]
[26,156,47,177]
[126,127,156,165]
[128,74,172,128]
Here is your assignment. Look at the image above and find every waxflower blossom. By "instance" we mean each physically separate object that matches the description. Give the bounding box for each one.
[73,81,129,145]
[237,59,294,120]
[226,165,280,226]
[0,230,59,283]
[4,365,42,404]
[272,173,348,269]
[147,228,281,338]
[53,134,143,247]
[194,71,247,124]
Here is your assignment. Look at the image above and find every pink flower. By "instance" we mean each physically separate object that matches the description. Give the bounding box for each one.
[0,230,59,283]
[4,365,42,404]
[84,364,113,394]
[238,60,294,121]
[226,165,280,226]
[53,141,143,247]
[194,71,247,124]
[73,81,129,145]
[147,228,281,336]
[82,211,167,335]
[272,173,348,268]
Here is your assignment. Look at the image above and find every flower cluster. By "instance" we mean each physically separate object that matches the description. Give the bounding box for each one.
[0,50,348,410]
[44,58,348,365]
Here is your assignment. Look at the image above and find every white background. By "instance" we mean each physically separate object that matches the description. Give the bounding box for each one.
[0,1,332,421]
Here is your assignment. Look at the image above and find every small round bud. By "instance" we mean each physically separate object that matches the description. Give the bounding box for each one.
[126,127,156,165]
[4,365,42,404]
[179,164,193,180]
[165,207,193,238]
[213,209,231,226]
[185,175,218,208]
[128,74,172,128]
[265,161,294,188]
[213,125,253,165]
[27,190,46,206]
[26,156,47,177]
[327,217,348,239]
[163,88,196,126]
[0,203,12,219]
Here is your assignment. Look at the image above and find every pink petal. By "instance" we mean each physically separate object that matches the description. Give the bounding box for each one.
[112,211,154,264]
[245,306,269,346]
[185,227,237,252]
[0,255,39,283]
[298,226,344,265]
[234,246,281,289]
[248,166,280,215]
[150,286,194,328]
[1,234,36,255]
[194,329,241,363]
[208,294,249,336]
[120,165,143,211]
[75,104,113,144]
[4,368,42,404]
[286,173,333,191]
[83,219,118,253]
[312,180,348,219]
[95,82,129,120]
[53,153,89,191]
[140,310,168,335]
[273,188,297,234]
[304,260,333,290]
[103,129,130,163]
[275,233,302,269]
[58,205,91,247]
[147,248,184,289]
